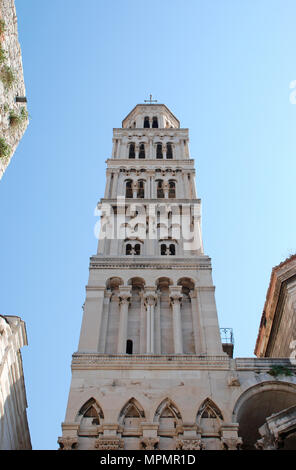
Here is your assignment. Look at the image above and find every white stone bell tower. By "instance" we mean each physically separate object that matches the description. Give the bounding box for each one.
[58,101,233,451]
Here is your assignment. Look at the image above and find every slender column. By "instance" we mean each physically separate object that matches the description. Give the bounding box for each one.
[149,138,153,159]
[189,289,201,354]
[169,287,183,354]
[144,288,157,353]
[132,181,138,198]
[117,288,131,353]
[135,145,139,159]
[100,290,112,352]
[163,144,167,160]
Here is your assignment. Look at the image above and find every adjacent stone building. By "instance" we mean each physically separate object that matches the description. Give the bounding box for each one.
[58,103,296,450]
[0,0,28,180]
[0,315,31,449]
[255,254,296,359]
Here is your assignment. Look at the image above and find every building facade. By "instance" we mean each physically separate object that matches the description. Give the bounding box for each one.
[0,315,31,449]
[0,0,28,180]
[59,103,296,450]
[255,254,296,358]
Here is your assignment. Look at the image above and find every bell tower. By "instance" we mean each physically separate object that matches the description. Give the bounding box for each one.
[59,101,228,451]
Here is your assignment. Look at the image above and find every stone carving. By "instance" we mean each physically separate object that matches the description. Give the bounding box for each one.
[227,372,240,387]
[58,436,78,450]
[176,438,204,450]
[94,437,124,450]
[221,437,243,450]
[140,437,159,450]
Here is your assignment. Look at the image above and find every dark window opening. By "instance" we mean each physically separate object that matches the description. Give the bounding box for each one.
[126,244,132,255]
[129,143,135,158]
[157,180,164,198]
[156,144,163,159]
[161,244,167,255]
[168,181,176,198]
[139,143,145,159]
[125,181,133,198]
[169,244,176,255]
[144,117,150,128]
[167,143,173,159]
[126,339,133,354]
[134,244,141,255]
[137,180,144,198]
[152,117,158,128]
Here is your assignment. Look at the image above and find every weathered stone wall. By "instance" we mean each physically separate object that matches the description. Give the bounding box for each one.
[0,315,31,449]
[0,0,28,180]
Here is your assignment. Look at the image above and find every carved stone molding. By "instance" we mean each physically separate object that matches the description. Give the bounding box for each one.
[221,437,243,450]
[176,438,204,450]
[94,437,124,450]
[57,436,78,450]
[140,437,159,450]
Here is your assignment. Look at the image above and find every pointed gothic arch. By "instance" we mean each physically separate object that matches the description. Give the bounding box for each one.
[118,398,145,425]
[76,397,104,432]
[153,398,182,423]
[197,398,223,421]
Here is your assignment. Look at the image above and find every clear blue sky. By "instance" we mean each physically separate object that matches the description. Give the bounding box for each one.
[0,0,295,450]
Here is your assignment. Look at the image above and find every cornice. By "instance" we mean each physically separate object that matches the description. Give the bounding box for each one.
[89,257,211,270]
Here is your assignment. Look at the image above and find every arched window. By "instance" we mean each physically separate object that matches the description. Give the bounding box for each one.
[126,339,133,354]
[126,243,132,255]
[139,143,145,159]
[169,244,176,255]
[166,143,173,159]
[161,244,167,256]
[168,181,176,198]
[125,180,133,198]
[152,116,158,128]
[134,244,141,255]
[157,180,164,198]
[137,180,144,198]
[156,143,163,159]
[129,143,135,158]
[144,116,150,128]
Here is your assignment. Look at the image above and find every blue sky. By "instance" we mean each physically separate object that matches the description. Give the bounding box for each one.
[0,0,295,450]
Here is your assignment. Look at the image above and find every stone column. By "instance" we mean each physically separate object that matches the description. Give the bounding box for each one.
[189,289,203,355]
[100,290,112,353]
[132,180,138,199]
[169,287,183,354]
[117,288,131,354]
[144,288,157,353]
[163,144,167,160]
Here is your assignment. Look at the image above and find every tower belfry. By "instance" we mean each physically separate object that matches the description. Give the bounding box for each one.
[58,103,296,451]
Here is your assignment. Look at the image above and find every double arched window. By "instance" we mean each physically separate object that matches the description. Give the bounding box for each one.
[126,242,141,255]
[160,243,176,256]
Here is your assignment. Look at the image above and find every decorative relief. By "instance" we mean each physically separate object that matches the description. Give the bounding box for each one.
[140,437,159,450]
[94,437,124,450]
[176,438,204,450]
[57,436,78,450]
[221,437,243,450]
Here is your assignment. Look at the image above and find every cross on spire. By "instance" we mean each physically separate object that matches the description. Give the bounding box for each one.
[144,94,158,104]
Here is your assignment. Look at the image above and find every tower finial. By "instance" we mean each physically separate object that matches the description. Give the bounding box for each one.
[144,94,157,104]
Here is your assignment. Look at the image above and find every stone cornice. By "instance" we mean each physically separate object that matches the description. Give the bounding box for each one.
[72,353,230,370]
[71,354,296,373]
[89,257,211,270]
